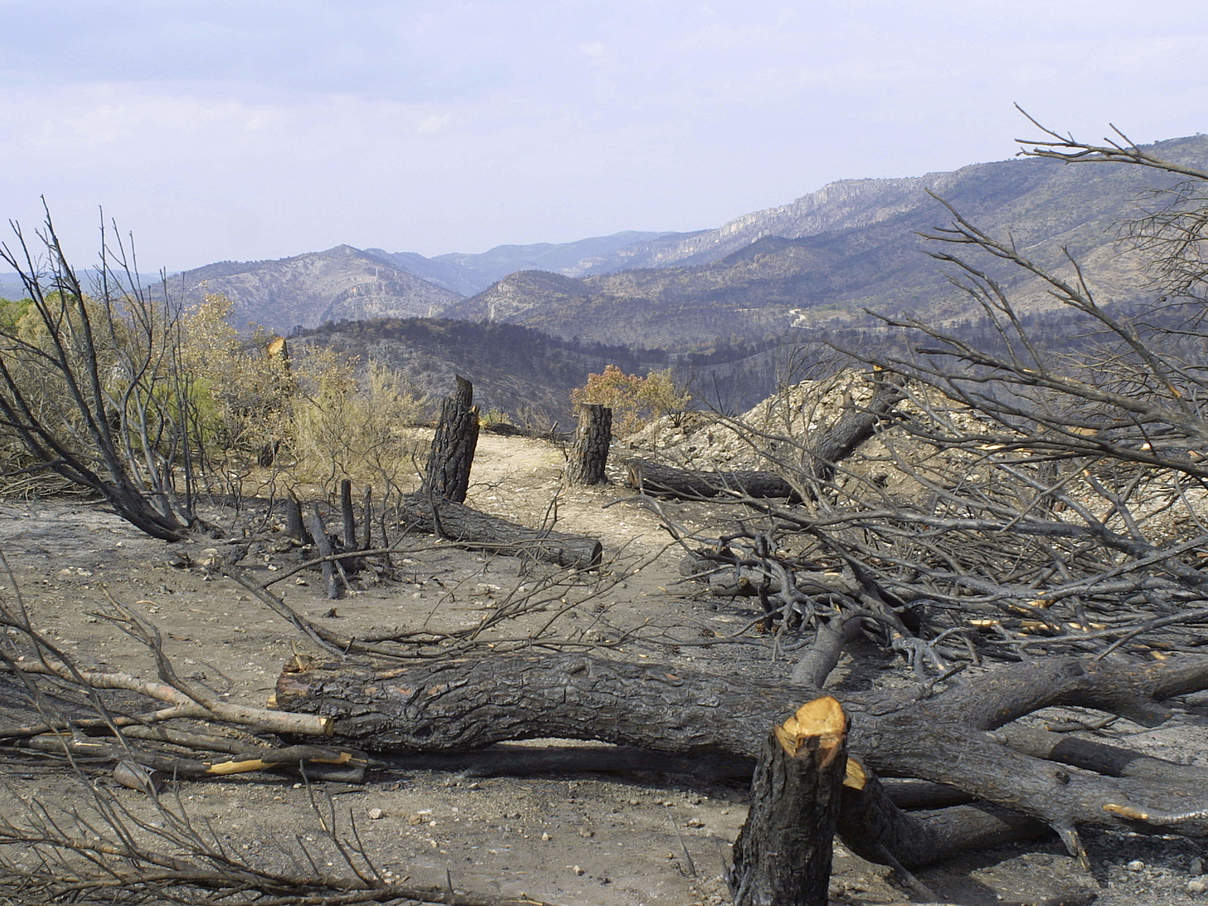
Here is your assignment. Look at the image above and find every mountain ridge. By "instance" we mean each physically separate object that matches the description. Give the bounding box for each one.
[166,244,460,333]
[450,134,1208,347]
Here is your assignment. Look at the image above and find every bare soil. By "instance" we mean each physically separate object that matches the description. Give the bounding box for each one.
[2,432,1207,904]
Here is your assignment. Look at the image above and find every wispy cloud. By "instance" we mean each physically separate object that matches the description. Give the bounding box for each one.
[2,0,1206,269]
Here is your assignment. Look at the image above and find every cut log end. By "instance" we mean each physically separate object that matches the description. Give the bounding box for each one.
[774,695,847,760]
[731,695,850,906]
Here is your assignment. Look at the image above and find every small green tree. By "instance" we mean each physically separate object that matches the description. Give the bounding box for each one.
[288,350,425,495]
[180,294,293,478]
[571,364,689,436]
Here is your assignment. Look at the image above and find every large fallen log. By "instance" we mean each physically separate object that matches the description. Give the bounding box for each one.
[399,494,602,569]
[275,651,1208,867]
[625,458,797,499]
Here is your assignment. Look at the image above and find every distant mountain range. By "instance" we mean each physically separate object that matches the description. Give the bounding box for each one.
[292,317,796,426]
[6,133,1207,362]
[452,134,1208,347]
[161,244,460,333]
[364,230,685,296]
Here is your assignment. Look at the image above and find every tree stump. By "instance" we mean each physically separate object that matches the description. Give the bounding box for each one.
[730,696,848,906]
[284,493,308,545]
[305,504,342,599]
[339,479,357,551]
[566,404,612,485]
[423,375,479,503]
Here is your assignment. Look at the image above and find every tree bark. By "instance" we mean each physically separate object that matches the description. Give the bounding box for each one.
[399,494,602,569]
[625,458,797,499]
[566,404,612,485]
[360,486,373,552]
[730,697,848,906]
[340,478,357,550]
[423,375,479,503]
[283,493,308,545]
[275,651,1208,866]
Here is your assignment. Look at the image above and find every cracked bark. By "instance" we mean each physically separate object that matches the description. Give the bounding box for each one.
[274,651,1208,867]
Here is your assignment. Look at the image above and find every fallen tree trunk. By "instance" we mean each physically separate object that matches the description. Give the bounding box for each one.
[399,494,602,569]
[806,373,904,483]
[625,458,797,499]
[275,651,1208,867]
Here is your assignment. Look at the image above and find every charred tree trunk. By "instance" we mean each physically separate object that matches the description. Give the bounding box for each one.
[305,504,342,599]
[284,493,308,545]
[275,651,1208,867]
[340,479,357,551]
[566,404,612,485]
[625,459,797,499]
[807,373,904,483]
[360,486,373,552]
[423,375,479,503]
[399,494,602,569]
[730,697,848,906]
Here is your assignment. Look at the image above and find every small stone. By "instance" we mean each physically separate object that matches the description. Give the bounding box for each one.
[1193,856,1205,875]
[367,808,384,820]
[1125,859,1146,872]
[541,832,551,841]
[685,818,705,828]
[407,814,425,826]
[572,865,584,876]
[1190,878,1208,894]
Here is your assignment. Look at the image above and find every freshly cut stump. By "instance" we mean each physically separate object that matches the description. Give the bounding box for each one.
[730,696,848,906]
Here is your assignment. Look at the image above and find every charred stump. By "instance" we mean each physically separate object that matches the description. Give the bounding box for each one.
[339,479,357,551]
[304,504,342,599]
[566,404,612,485]
[283,493,308,545]
[730,696,848,906]
[423,375,479,503]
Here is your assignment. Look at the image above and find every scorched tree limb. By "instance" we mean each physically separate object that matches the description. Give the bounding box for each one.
[275,651,1208,867]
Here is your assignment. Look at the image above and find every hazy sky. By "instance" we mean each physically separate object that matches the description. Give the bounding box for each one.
[2,1,1205,271]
